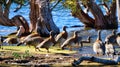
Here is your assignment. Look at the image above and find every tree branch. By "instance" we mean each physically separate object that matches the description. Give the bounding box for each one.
[50,0,61,11]
[71,0,95,27]
[72,56,120,66]
[14,4,22,12]
[98,2,110,15]
[3,0,12,18]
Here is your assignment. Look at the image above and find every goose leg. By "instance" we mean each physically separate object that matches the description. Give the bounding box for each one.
[58,42,61,47]
[46,48,49,53]
[75,42,79,48]
[35,47,41,52]
[106,53,109,58]
[80,42,83,47]
[111,54,114,59]
[69,46,72,51]
[0,44,1,48]
[0,44,3,49]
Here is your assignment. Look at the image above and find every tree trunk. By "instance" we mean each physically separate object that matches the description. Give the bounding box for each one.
[106,0,118,29]
[87,0,108,29]
[29,0,38,32]
[71,0,95,28]
[117,0,120,22]
[30,0,59,37]
[10,15,30,37]
[71,0,118,29]
[0,0,30,37]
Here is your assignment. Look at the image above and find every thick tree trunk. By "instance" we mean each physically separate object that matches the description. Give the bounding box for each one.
[87,0,108,29]
[29,0,38,32]
[117,0,120,22]
[0,5,30,37]
[106,0,118,29]
[30,0,59,37]
[72,0,118,29]
[10,15,30,37]
[0,4,13,26]
[72,0,95,28]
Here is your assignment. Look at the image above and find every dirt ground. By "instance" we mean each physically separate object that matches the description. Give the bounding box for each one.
[0,29,120,66]
[0,46,120,67]
[0,51,79,67]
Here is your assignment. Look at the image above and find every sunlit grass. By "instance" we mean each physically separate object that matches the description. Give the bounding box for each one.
[0,46,76,54]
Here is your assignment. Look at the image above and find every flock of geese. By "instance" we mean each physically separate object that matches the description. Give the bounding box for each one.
[0,26,120,57]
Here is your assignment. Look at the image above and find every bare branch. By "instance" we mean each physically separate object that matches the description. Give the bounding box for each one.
[72,56,119,66]
[50,0,61,11]
[14,4,22,12]
[98,2,110,15]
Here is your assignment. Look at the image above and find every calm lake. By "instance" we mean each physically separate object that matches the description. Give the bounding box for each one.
[0,3,83,36]
[0,3,120,67]
[0,3,120,41]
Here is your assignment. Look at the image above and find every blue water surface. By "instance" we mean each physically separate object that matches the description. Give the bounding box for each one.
[0,3,83,36]
[0,2,120,36]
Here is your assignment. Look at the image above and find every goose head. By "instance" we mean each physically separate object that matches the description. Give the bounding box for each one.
[63,26,68,31]
[74,31,78,36]
[97,30,102,41]
[112,30,116,35]
[49,31,56,44]
[87,36,91,42]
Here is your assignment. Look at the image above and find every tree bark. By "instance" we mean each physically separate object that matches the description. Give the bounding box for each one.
[10,15,30,37]
[72,56,120,66]
[72,0,95,28]
[0,0,30,37]
[29,0,38,32]
[117,0,120,22]
[71,0,118,29]
[30,0,59,37]
[87,0,107,29]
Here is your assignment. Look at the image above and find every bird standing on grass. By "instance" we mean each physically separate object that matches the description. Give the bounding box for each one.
[3,37,19,46]
[0,36,5,49]
[17,33,40,46]
[36,31,56,53]
[93,30,105,56]
[22,37,44,51]
[61,31,81,50]
[55,26,68,46]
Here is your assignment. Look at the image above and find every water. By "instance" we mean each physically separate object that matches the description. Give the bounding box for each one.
[0,3,120,66]
[0,3,120,36]
[0,3,83,36]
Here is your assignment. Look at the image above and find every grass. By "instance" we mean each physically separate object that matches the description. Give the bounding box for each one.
[0,46,76,55]
[0,46,120,66]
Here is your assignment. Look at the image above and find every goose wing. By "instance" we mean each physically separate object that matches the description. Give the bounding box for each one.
[55,32,64,41]
[36,38,49,48]
[61,37,73,48]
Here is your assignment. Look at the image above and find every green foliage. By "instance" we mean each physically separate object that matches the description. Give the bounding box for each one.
[62,0,76,10]
[0,0,28,6]
[12,50,32,60]
[13,0,28,5]
[1,0,29,13]
[62,0,79,13]
[12,52,21,59]
[22,50,31,58]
